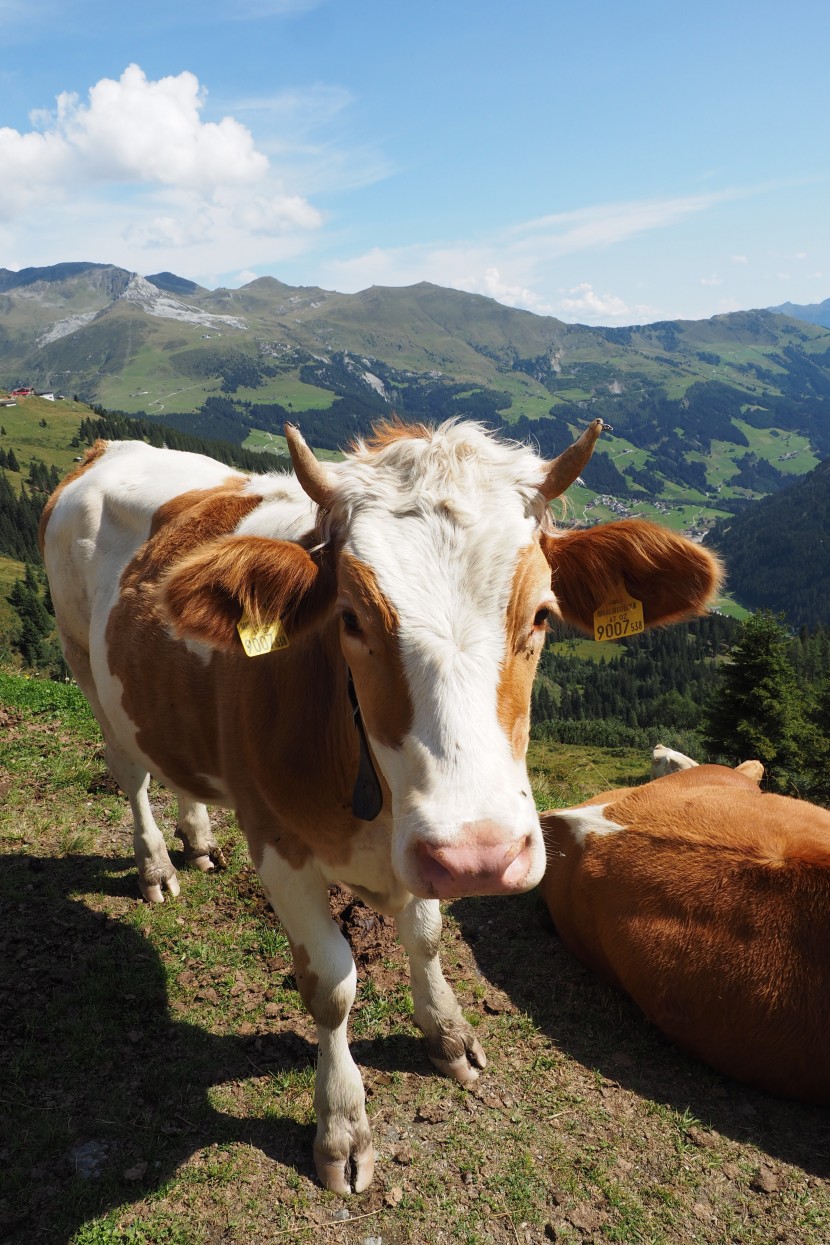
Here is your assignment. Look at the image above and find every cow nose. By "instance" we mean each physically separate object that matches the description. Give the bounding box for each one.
[415,821,535,898]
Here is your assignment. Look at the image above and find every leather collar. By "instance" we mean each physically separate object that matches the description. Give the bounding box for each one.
[347,668,384,821]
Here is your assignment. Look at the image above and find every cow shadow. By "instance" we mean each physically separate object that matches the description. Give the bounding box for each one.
[452,890,830,1179]
[0,849,329,1245]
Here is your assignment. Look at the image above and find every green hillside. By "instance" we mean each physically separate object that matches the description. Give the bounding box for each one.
[711,457,830,626]
[1,263,829,550]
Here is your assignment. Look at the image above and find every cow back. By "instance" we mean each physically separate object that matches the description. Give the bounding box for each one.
[541,775,830,1104]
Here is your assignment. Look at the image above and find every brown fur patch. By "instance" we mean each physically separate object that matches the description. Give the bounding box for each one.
[160,534,336,651]
[354,417,431,451]
[106,483,375,873]
[497,542,553,759]
[106,484,266,800]
[38,439,109,554]
[541,519,723,633]
[540,769,830,1104]
[338,554,413,750]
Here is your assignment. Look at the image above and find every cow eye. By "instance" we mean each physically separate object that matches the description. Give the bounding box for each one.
[341,610,361,637]
[533,607,552,630]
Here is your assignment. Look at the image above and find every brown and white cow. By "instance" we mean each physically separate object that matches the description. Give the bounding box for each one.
[41,418,721,1190]
[540,765,830,1105]
[649,743,699,778]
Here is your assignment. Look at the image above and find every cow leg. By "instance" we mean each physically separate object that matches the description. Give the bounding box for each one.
[58,632,178,903]
[257,847,374,1194]
[175,797,227,873]
[396,896,486,1086]
[105,742,180,904]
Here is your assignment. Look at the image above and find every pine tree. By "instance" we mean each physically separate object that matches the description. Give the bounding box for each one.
[701,611,810,792]
[8,563,52,668]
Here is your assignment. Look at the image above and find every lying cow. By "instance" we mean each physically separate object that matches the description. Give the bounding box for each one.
[650,743,698,778]
[650,745,765,782]
[540,764,830,1105]
[41,418,721,1190]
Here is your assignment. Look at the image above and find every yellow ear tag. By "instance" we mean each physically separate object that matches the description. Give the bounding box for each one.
[236,610,289,657]
[593,580,644,642]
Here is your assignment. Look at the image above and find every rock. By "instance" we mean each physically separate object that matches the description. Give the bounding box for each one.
[384,1186,403,1207]
[687,1126,719,1149]
[68,1139,108,1180]
[123,1161,148,1182]
[568,1204,606,1233]
[751,1165,780,1194]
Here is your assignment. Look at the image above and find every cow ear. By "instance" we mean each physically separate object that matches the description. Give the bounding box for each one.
[159,536,336,651]
[541,519,723,633]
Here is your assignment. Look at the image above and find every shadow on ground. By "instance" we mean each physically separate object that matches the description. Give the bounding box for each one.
[1,851,322,1245]
[452,889,830,1179]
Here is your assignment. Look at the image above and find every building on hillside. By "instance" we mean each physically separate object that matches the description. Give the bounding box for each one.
[9,386,34,398]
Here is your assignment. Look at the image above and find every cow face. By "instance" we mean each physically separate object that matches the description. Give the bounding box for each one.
[331,472,555,902]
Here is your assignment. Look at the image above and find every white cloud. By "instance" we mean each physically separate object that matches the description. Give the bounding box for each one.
[505,190,742,262]
[453,267,555,314]
[321,189,746,322]
[0,65,273,221]
[230,191,323,234]
[699,274,723,286]
[556,283,656,324]
[730,254,748,264]
[1,64,329,278]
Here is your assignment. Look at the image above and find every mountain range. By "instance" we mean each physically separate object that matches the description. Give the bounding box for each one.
[769,297,830,330]
[1,262,829,541]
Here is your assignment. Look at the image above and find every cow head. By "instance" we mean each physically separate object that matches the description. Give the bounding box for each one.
[161,419,722,903]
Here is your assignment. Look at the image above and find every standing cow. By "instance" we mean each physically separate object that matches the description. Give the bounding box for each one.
[41,418,721,1190]
[540,765,830,1104]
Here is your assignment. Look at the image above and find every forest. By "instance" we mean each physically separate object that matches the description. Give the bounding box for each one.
[711,456,830,626]
[530,611,830,802]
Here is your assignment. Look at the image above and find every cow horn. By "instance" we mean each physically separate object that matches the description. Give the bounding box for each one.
[539,418,609,501]
[284,423,337,510]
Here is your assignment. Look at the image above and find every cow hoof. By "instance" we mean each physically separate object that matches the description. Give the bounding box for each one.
[314,1139,375,1195]
[139,871,181,904]
[191,853,217,873]
[179,842,227,872]
[428,1030,487,1086]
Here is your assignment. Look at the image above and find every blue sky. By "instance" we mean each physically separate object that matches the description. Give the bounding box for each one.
[1,0,828,324]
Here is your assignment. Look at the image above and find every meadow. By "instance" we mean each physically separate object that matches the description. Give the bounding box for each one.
[2,671,827,1245]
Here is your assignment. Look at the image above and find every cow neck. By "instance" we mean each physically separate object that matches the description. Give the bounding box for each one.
[347,667,383,822]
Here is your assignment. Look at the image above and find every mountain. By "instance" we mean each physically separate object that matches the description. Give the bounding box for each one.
[769,297,830,330]
[1,263,829,539]
[710,457,830,626]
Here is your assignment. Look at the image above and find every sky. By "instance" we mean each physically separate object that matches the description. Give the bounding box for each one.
[1,0,828,326]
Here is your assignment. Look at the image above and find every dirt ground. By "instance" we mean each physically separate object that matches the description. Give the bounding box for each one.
[2,696,830,1245]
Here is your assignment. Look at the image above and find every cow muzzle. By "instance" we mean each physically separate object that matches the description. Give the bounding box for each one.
[414,820,541,899]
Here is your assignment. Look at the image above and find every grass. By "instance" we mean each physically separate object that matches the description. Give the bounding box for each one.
[243,429,343,461]
[2,669,829,1245]
[0,554,24,640]
[0,394,90,490]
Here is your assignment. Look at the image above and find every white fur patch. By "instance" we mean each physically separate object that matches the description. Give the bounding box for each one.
[551,803,624,845]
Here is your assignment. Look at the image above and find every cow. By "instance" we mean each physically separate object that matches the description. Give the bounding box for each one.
[540,764,830,1105]
[650,743,699,778]
[41,418,722,1191]
[650,745,765,782]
